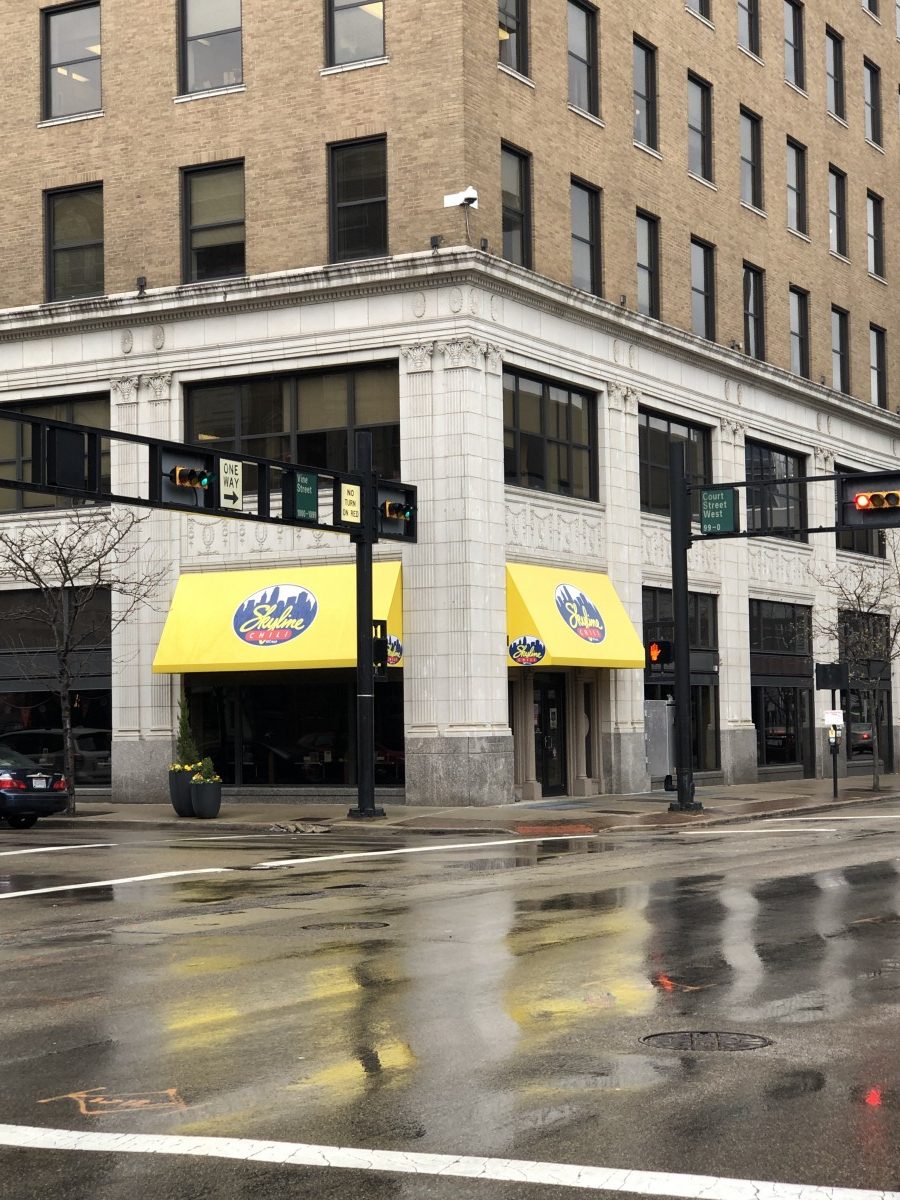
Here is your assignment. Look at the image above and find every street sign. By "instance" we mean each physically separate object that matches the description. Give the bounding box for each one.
[219,459,243,509]
[295,470,318,522]
[823,708,844,726]
[340,482,362,525]
[699,486,738,535]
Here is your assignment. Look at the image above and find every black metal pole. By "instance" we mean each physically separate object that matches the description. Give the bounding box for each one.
[669,441,702,812]
[348,431,384,819]
[830,687,839,800]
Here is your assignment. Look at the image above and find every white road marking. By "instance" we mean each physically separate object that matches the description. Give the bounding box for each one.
[0,1123,893,1199]
[0,843,115,857]
[252,833,596,870]
[680,828,836,834]
[764,815,900,821]
[0,868,231,900]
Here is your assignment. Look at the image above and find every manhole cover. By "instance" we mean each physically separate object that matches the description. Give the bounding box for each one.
[301,921,389,931]
[641,1031,772,1052]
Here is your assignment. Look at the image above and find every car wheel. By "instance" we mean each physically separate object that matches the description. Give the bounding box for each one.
[6,814,39,829]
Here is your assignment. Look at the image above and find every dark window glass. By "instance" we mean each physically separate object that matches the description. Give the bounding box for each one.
[867,191,885,277]
[686,0,711,18]
[870,325,887,408]
[783,0,804,87]
[786,138,807,233]
[828,166,847,256]
[749,599,812,654]
[863,0,879,16]
[636,210,660,318]
[826,29,844,118]
[47,185,104,302]
[503,368,595,499]
[499,0,528,74]
[688,74,713,180]
[329,0,385,66]
[788,286,810,378]
[330,138,388,262]
[752,685,812,767]
[633,38,657,148]
[181,0,242,94]
[0,395,110,513]
[745,440,806,540]
[836,464,885,555]
[864,60,882,144]
[43,2,101,119]
[742,262,765,359]
[183,162,245,282]
[738,0,760,54]
[502,145,531,267]
[740,107,763,208]
[568,1,598,114]
[638,407,711,518]
[571,180,601,295]
[690,238,715,340]
[831,306,850,393]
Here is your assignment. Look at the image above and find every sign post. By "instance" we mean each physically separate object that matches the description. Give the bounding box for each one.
[668,442,702,812]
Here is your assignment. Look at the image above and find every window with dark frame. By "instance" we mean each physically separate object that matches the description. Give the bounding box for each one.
[183,162,245,283]
[831,306,850,393]
[745,440,806,541]
[686,0,711,19]
[786,138,807,234]
[826,28,844,118]
[863,0,879,16]
[788,285,810,378]
[180,0,242,95]
[328,0,385,67]
[828,165,848,256]
[738,0,760,55]
[47,184,104,302]
[329,137,388,263]
[688,74,713,181]
[0,395,110,513]
[836,464,884,555]
[867,191,885,277]
[499,0,528,75]
[690,238,716,340]
[784,0,804,88]
[864,59,882,145]
[633,37,657,149]
[742,262,765,359]
[750,600,811,654]
[636,210,660,318]
[638,407,711,518]
[568,0,598,114]
[870,325,887,409]
[43,2,101,120]
[503,368,595,500]
[501,144,531,267]
[571,179,601,295]
[740,107,763,208]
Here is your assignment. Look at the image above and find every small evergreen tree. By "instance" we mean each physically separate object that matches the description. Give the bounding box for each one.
[175,694,200,766]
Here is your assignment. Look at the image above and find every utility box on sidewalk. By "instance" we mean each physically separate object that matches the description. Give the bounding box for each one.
[644,699,676,785]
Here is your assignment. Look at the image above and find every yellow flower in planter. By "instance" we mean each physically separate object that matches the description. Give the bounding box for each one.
[191,757,222,784]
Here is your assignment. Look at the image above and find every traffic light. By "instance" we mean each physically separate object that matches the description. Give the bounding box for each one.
[169,466,211,489]
[380,499,414,521]
[854,490,900,511]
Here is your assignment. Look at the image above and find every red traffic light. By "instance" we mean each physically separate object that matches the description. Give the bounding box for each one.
[855,490,900,511]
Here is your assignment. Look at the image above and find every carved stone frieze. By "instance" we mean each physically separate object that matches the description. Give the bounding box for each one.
[642,524,720,577]
[506,494,604,562]
[120,331,134,355]
[440,337,487,370]
[152,325,166,351]
[401,342,435,374]
[748,541,813,591]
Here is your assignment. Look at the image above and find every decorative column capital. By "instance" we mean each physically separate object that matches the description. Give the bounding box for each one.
[607,382,627,413]
[400,342,435,374]
[141,372,173,402]
[111,376,140,405]
[814,445,834,473]
[484,344,503,375]
[440,337,487,370]
[719,416,747,445]
[623,387,640,416]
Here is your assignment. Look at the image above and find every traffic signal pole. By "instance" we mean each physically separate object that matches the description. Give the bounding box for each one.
[669,442,702,812]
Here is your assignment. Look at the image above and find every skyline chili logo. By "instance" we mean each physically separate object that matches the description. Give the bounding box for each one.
[509,636,546,665]
[233,583,318,646]
[555,583,606,643]
[387,635,403,665]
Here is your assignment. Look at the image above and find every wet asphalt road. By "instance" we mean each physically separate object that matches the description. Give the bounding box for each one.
[2,810,900,1198]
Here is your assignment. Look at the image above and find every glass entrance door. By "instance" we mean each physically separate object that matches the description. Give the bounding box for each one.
[533,673,567,796]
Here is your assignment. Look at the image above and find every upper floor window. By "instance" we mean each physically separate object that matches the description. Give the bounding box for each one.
[503,369,595,499]
[687,0,711,18]
[863,0,879,15]
[187,364,401,484]
[786,138,807,234]
[329,137,388,262]
[864,59,882,145]
[742,261,765,359]
[788,285,810,378]
[571,179,601,295]
[0,395,110,513]
[499,0,527,75]
[828,165,848,256]
[182,162,245,283]
[690,238,716,340]
[740,107,763,208]
[738,0,760,55]
[870,326,887,409]
[636,210,660,318]
[749,599,812,653]
[745,441,806,540]
[638,407,711,518]
[633,37,658,149]
[784,1,804,88]
[867,191,885,277]
[328,0,384,66]
[180,0,242,94]
[831,306,850,393]
[46,184,103,301]
[688,74,713,181]
[825,28,844,118]
[43,2,101,119]
[568,1,598,115]
[501,144,532,268]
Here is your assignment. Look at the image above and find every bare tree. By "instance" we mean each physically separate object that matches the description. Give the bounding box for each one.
[0,506,164,813]
[809,535,900,790]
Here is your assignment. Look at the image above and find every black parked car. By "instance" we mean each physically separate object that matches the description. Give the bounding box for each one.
[0,745,69,828]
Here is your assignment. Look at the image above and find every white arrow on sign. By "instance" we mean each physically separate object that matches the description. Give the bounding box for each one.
[219,459,243,509]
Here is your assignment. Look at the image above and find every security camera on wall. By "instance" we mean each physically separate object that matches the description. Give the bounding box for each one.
[443,186,479,209]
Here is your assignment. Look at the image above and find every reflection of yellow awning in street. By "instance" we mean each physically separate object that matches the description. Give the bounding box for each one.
[152,562,402,673]
[507,563,644,668]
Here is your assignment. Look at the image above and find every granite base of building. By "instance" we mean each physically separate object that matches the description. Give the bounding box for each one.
[721,726,759,784]
[404,734,515,807]
[112,738,173,803]
[600,729,651,795]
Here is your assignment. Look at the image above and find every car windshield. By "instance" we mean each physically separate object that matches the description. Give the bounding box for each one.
[0,744,43,769]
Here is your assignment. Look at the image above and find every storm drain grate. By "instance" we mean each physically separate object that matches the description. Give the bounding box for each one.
[301,921,389,931]
[641,1031,772,1052]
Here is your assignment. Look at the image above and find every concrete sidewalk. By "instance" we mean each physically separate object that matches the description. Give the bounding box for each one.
[43,771,900,836]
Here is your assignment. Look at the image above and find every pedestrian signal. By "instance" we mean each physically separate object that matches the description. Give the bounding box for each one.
[646,639,673,668]
[169,466,211,489]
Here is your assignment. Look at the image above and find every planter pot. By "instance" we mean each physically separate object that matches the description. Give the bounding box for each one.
[190,780,222,819]
[168,771,193,817]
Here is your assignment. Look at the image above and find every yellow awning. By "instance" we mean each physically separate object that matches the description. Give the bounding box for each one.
[153,562,403,673]
[507,563,644,668]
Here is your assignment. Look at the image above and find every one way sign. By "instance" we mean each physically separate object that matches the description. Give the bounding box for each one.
[219,459,243,509]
